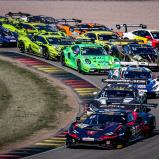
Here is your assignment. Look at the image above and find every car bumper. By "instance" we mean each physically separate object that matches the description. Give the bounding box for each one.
[86,68,110,74]
[66,134,118,148]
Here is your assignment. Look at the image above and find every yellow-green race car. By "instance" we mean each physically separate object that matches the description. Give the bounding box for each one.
[17,34,73,60]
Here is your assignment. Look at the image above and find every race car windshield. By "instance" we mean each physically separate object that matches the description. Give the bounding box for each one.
[60,39,73,45]
[0,31,13,37]
[36,25,58,32]
[151,31,159,39]
[129,46,156,55]
[92,26,112,31]
[81,47,107,55]
[99,90,135,98]
[124,71,151,79]
[98,34,119,41]
[83,114,126,125]
[47,38,72,45]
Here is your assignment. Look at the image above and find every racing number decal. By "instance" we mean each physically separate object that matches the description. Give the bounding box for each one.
[131,126,136,136]
[131,125,140,136]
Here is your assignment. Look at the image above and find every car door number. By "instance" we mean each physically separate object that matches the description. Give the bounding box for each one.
[131,126,140,136]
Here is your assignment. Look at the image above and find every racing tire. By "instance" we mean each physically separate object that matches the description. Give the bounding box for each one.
[42,47,50,60]
[18,41,25,53]
[61,53,66,66]
[77,61,83,74]
[124,37,129,40]
[147,119,156,137]
[66,135,74,148]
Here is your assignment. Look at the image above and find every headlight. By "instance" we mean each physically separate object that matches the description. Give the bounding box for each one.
[139,91,145,96]
[85,59,91,64]
[54,45,59,49]
[109,61,113,65]
[105,132,114,136]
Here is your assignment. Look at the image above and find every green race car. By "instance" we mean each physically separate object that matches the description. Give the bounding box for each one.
[18,34,73,60]
[60,43,120,74]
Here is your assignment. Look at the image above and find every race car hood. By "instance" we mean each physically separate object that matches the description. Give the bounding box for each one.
[72,122,120,138]
[83,55,120,68]
[132,54,157,63]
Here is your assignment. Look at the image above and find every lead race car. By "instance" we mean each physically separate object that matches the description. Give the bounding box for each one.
[66,103,157,149]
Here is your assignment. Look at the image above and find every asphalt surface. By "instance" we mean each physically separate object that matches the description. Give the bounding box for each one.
[0,48,159,159]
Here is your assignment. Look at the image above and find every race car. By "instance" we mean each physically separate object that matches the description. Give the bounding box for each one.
[108,66,159,97]
[18,34,73,60]
[2,23,27,37]
[80,31,120,48]
[116,24,159,49]
[2,22,65,37]
[0,16,9,24]
[67,23,113,36]
[5,12,31,23]
[60,43,120,74]
[0,26,17,46]
[27,15,57,24]
[66,103,157,148]
[93,79,147,105]
[110,43,159,69]
[57,19,82,36]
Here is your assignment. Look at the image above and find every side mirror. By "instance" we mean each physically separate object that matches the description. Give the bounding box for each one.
[73,51,78,55]
[145,36,152,40]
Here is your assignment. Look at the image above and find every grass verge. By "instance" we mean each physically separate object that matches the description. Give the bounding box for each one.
[0,59,70,147]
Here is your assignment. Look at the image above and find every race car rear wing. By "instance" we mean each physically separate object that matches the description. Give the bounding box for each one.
[111,103,158,108]
[69,27,109,32]
[5,12,31,17]
[96,103,157,113]
[74,38,95,44]
[118,61,158,67]
[108,39,143,44]
[101,79,147,85]
[116,24,147,32]
[57,19,82,24]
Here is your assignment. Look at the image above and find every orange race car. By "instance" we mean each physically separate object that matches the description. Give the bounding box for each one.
[57,20,114,37]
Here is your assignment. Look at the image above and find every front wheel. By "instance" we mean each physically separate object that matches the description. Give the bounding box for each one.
[42,47,50,60]
[18,41,25,53]
[77,61,83,74]
[66,135,75,148]
[60,54,66,66]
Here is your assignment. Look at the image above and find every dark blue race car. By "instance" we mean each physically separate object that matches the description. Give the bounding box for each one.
[66,103,157,149]
[0,26,17,46]
[108,66,159,96]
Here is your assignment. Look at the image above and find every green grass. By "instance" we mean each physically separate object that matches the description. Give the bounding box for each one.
[0,59,71,147]
[0,79,12,116]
